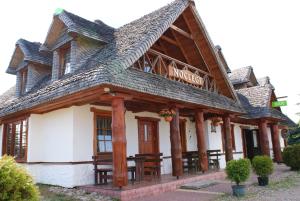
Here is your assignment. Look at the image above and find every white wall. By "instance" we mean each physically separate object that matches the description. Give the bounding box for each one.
[28,107,74,162]
[207,122,246,169]
[0,124,3,157]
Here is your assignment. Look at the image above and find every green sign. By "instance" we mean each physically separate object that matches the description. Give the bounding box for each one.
[272,100,287,107]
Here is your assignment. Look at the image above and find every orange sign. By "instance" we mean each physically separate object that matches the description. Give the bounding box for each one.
[168,66,204,86]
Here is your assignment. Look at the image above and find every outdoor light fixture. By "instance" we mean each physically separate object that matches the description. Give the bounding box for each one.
[211,123,217,133]
[104,87,111,92]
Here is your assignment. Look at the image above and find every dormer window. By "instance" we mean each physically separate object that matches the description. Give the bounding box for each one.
[20,68,28,94]
[59,45,71,77]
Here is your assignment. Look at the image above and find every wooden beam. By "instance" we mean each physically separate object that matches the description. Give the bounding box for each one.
[195,110,208,172]
[111,97,128,187]
[169,107,183,177]
[223,115,233,161]
[170,25,193,40]
[270,124,282,162]
[259,119,271,157]
[161,35,178,46]
[170,29,194,66]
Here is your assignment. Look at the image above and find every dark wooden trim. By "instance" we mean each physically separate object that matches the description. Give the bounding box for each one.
[135,116,161,122]
[241,128,247,158]
[21,161,93,165]
[2,124,6,156]
[170,25,193,40]
[219,151,243,156]
[90,107,112,116]
[2,114,30,124]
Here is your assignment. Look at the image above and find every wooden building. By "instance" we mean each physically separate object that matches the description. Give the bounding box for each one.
[0,0,295,193]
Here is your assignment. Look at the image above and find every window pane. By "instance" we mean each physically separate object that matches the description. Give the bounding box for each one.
[105,141,112,152]
[105,135,112,141]
[144,124,148,142]
[99,141,105,152]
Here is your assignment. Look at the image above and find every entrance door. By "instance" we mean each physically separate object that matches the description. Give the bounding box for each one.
[138,119,159,154]
[243,129,260,160]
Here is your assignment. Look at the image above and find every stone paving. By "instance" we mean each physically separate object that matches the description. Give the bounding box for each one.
[134,164,300,201]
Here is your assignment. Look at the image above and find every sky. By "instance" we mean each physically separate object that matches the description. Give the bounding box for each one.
[0,0,299,123]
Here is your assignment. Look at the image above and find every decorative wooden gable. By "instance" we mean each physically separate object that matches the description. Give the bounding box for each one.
[132,4,237,100]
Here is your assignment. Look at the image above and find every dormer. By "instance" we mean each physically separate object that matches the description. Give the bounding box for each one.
[6,39,52,97]
[229,66,258,89]
[41,9,115,82]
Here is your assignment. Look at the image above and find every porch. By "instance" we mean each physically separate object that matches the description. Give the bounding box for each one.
[80,170,225,201]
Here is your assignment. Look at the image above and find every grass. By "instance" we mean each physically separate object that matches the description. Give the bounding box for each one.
[267,173,299,190]
[38,184,80,201]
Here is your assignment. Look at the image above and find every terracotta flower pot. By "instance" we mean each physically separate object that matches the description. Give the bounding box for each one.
[164,116,173,122]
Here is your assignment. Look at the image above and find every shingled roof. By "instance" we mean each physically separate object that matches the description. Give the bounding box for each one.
[0,0,246,118]
[0,86,16,109]
[229,66,257,85]
[6,39,52,74]
[257,76,274,89]
[237,86,296,127]
[41,9,115,51]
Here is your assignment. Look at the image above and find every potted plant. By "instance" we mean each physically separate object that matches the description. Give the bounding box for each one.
[252,156,274,186]
[159,109,176,122]
[211,117,222,126]
[225,158,251,197]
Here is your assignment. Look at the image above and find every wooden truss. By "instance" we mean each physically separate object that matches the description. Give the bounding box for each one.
[131,49,217,93]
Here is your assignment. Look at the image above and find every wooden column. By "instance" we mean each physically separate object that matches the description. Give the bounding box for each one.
[258,119,271,157]
[111,97,128,187]
[223,115,233,162]
[170,107,183,177]
[270,124,282,162]
[195,110,208,172]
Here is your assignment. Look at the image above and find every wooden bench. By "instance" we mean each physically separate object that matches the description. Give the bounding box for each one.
[93,155,113,185]
[93,154,137,185]
[182,151,199,173]
[207,149,221,170]
[135,153,163,180]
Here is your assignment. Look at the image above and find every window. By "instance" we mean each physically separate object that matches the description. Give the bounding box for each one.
[2,118,28,162]
[59,46,71,77]
[20,69,28,94]
[96,116,112,153]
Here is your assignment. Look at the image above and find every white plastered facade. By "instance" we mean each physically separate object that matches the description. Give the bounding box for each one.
[0,104,287,187]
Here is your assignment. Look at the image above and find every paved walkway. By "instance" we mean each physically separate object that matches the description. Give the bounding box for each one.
[134,164,297,201]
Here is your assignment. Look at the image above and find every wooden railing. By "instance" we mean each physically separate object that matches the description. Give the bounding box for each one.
[131,49,217,93]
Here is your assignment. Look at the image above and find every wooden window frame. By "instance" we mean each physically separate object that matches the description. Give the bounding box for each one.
[20,68,28,94]
[91,108,113,156]
[58,43,71,78]
[2,117,28,163]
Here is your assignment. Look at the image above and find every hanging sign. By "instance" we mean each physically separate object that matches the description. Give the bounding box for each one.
[272,100,287,107]
[168,66,204,86]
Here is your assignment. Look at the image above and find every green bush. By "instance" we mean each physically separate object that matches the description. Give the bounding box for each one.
[252,156,274,177]
[225,158,251,185]
[283,144,300,170]
[0,156,39,201]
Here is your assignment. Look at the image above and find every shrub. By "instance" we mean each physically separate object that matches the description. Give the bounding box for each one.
[0,155,39,201]
[283,144,300,170]
[225,158,251,185]
[252,156,274,177]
